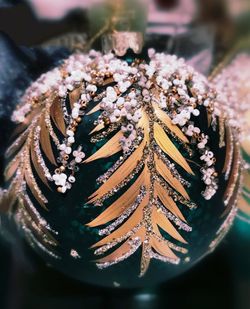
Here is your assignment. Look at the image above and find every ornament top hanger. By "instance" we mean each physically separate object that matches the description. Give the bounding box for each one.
[87,0,147,56]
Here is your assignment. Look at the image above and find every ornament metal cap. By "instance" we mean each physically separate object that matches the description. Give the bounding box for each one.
[102,31,144,56]
[88,0,147,55]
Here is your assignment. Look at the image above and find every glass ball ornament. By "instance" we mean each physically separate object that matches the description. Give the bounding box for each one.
[0,48,241,288]
[212,52,250,225]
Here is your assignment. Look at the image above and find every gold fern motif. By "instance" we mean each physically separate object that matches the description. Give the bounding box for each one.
[85,89,198,276]
[1,93,67,256]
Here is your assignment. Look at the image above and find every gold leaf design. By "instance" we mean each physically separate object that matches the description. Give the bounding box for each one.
[87,169,144,227]
[222,125,234,174]
[30,135,50,189]
[85,97,195,276]
[87,139,145,203]
[154,155,190,200]
[152,207,187,244]
[89,122,105,135]
[84,131,123,164]
[39,115,57,166]
[87,103,100,116]
[69,86,82,109]
[5,127,30,158]
[224,141,241,207]
[154,182,187,222]
[1,91,67,255]
[154,122,194,175]
[153,102,189,143]
[4,154,21,181]
[50,97,66,135]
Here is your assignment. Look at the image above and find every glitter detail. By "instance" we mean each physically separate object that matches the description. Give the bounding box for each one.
[156,175,197,210]
[93,157,146,206]
[98,187,146,236]
[97,130,144,184]
[15,207,59,258]
[154,143,191,188]
[156,200,192,232]
[94,224,142,256]
[24,149,48,204]
[149,249,180,265]
[209,205,238,251]
[96,237,141,269]
[44,103,60,148]
[152,232,188,254]
[33,126,52,181]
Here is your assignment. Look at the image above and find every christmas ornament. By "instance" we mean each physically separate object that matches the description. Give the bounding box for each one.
[211,50,250,224]
[0,0,242,288]
[0,47,242,287]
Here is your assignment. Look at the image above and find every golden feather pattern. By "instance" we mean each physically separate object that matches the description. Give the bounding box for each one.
[152,102,189,143]
[222,125,234,175]
[84,131,123,164]
[69,86,83,109]
[86,160,145,227]
[85,96,196,276]
[87,103,101,116]
[6,125,31,159]
[30,135,51,189]
[239,110,250,220]
[39,114,57,166]
[154,182,187,223]
[223,141,241,207]
[241,111,250,155]
[154,155,190,200]
[50,97,67,136]
[1,91,68,256]
[220,124,242,215]
[153,122,194,175]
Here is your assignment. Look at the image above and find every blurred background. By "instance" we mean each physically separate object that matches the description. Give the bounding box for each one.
[0,0,250,308]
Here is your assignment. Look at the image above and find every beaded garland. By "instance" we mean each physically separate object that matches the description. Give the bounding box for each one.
[0,49,241,278]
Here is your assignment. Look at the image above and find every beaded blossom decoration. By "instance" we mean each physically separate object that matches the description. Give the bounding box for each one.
[0,49,241,276]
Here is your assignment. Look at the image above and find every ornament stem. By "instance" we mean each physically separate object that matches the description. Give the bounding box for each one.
[87,0,147,55]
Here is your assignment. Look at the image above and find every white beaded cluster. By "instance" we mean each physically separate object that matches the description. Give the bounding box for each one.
[145,50,218,200]
[11,49,224,199]
[100,86,143,152]
[12,51,103,124]
[98,49,219,200]
[213,53,250,135]
[11,52,103,193]
[96,56,142,152]
[12,68,63,123]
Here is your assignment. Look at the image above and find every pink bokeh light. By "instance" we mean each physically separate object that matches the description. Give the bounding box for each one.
[27,0,103,19]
